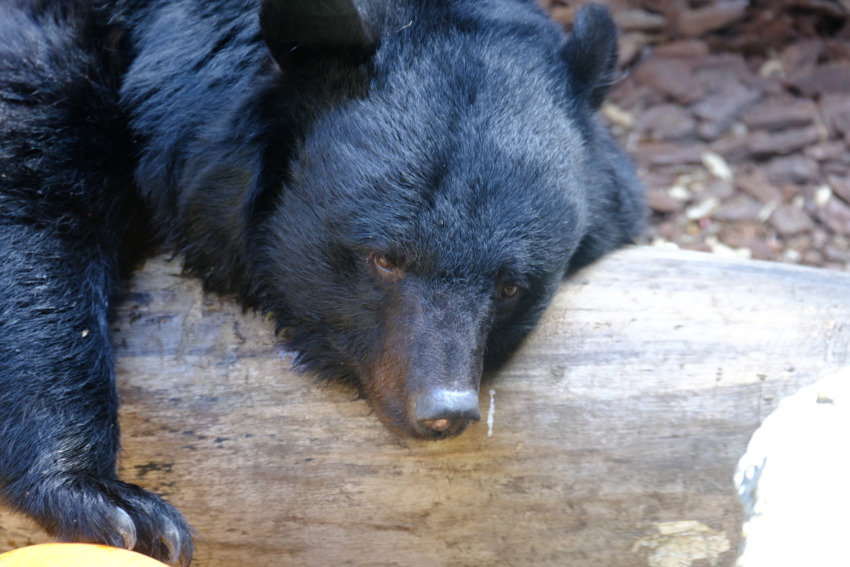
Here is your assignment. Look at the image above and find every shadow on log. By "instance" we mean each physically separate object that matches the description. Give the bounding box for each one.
[2,247,849,566]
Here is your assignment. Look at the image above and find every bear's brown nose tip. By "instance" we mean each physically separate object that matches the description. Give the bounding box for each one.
[414,389,480,437]
[420,418,451,433]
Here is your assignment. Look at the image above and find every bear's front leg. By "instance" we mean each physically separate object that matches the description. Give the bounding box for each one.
[0,225,193,566]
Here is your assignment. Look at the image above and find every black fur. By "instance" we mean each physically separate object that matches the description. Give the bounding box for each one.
[0,0,643,563]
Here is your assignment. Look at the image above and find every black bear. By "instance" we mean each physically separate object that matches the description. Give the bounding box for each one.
[0,0,643,564]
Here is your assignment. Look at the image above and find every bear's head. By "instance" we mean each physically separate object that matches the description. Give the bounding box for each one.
[255,0,643,439]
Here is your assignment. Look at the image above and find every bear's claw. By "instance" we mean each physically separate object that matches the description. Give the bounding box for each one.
[15,477,194,566]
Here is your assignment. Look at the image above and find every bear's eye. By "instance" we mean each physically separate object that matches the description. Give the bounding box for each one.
[497,282,520,301]
[372,253,397,274]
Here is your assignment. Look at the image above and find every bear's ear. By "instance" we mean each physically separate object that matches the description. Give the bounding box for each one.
[561,4,619,110]
[260,0,374,70]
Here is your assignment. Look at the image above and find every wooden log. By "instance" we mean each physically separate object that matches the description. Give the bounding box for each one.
[2,246,849,566]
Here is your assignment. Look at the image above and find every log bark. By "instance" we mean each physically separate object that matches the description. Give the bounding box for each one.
[2,246,849,567]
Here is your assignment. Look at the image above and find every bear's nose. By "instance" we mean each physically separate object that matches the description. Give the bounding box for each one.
[414,389,480,436]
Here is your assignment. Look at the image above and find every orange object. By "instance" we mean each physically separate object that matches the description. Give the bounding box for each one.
[0,543,168,566]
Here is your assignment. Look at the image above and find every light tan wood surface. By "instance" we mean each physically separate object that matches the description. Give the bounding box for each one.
[2,247,848,566]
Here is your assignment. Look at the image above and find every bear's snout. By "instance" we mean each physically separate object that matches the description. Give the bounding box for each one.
[359,281,489,439]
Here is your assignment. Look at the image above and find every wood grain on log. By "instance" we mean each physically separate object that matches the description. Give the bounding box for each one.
[2,247,848,567]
